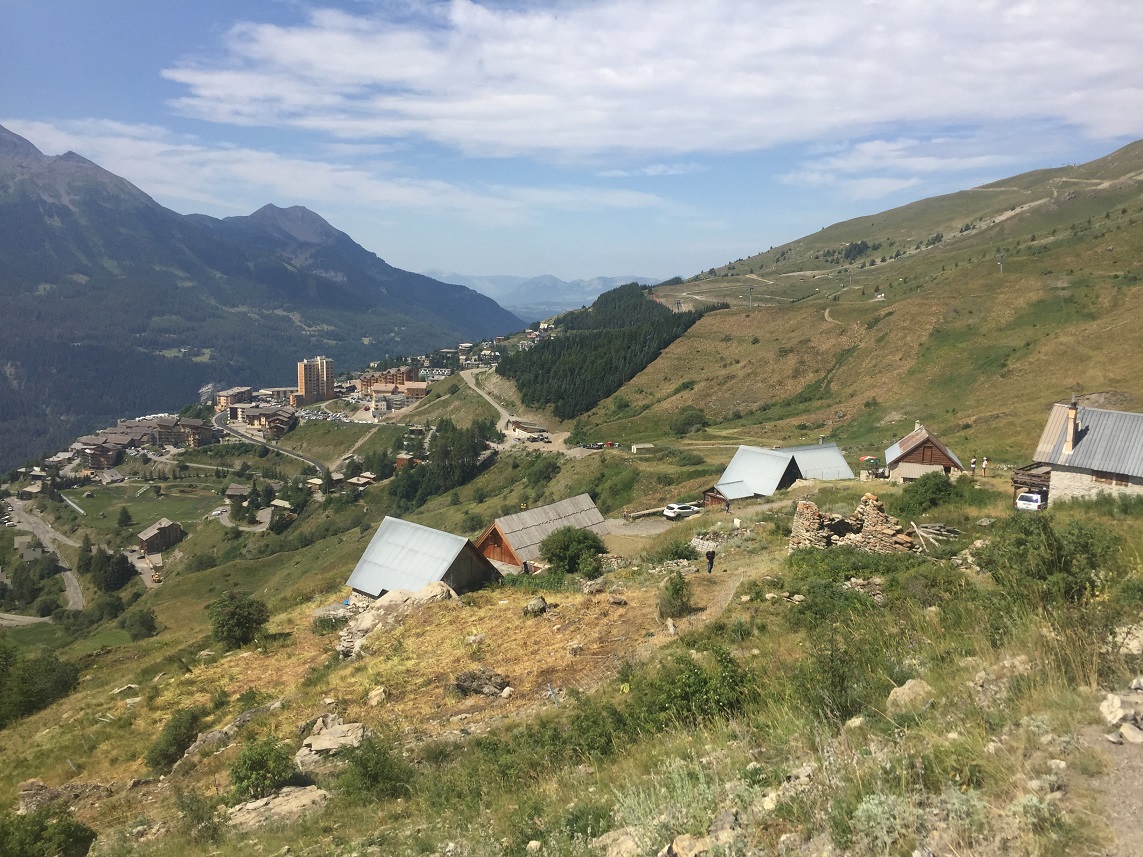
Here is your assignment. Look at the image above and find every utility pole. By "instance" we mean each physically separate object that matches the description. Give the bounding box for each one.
[747,285,753,310]
[997,250,1006,274]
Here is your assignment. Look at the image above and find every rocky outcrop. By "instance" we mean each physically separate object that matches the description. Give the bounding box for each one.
[294,713,368,773]
[886,678,934,715]
[456,666,510,696]
[336,582,458,658]
[17,779,113,814]
[227,785,329,830]
[789,494,915,554]
[1101,682,1143,745]
[173,698,286,773]
[523,596,548,617]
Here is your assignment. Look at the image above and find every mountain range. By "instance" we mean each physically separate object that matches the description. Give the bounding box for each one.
[421,271,659,321]
[0,124,522,471]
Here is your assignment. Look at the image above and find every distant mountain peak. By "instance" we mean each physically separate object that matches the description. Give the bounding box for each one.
[0,124,45,162]
[244,203,344,245]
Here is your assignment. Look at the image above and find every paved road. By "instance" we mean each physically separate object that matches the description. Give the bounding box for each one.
[212,411,328,475]
[8,498,84,610]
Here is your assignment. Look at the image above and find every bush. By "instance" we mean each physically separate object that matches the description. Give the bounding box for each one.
[230,737,298,800]
[0,646,80,729]
[337,737,415,803]
[0,805,96,857]
[145,706,208,772]
[173,788,225,844]
[539,527,607,575]
[658,571,693,618]
[577,552,604,580]
[119,607,159,641]
[206,591,271,648]
[670,406,708,436]
[649,539,698,563]
[977,514,1123,604]
[887,471,992,521]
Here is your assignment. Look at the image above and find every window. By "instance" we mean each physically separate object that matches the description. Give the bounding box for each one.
[1093,470,1129,487]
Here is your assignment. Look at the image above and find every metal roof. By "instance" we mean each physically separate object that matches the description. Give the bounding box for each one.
[714,443,853,499]
[884,426,964,470]
[493,494,607,563]
[1035,403,1143,478]
[346,516,471,597]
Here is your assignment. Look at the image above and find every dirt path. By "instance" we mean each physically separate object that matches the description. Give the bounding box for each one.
[9,498,84,610]
[1082,691,1143,856]
[331,425,379,470]
[0,612,49,628]
[824,307,843,325]
[460,369,593,459]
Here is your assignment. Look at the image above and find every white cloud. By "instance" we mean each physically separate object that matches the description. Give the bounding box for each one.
[159,0,1143,160]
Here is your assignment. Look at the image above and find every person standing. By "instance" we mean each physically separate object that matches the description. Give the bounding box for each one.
[705,548,716,573]
[970,456,977,477]
[981,456,989,477]
[724,498,731,513]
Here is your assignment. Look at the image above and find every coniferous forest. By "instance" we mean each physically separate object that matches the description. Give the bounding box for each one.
[496,284,722,419]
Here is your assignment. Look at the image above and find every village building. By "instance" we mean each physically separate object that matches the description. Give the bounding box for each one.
[296,355,335,406]
[225,483,252,503]
[346,516,500,600]
[137,518,185,554]
[883,422,964,483]
[215,386,253,411]
[703,442,855,507]
[1025,398,1143,505]
[474,494,607,571]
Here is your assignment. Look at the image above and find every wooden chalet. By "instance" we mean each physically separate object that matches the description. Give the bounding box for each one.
[475,494,607,570]
[883,423,964,483]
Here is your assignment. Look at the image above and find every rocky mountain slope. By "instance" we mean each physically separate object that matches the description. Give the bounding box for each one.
[0,125,521,471]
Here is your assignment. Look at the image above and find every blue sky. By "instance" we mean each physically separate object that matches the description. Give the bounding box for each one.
[4,1,1143,281]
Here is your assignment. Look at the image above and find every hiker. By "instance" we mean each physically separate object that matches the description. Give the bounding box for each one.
[970,456,977,476]
[706,548,716,573]
[981,457,989,477]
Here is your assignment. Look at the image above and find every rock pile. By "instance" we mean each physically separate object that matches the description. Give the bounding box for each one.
[294,713,368,773]
[227,785,329,830]
[648,558,697,575]
[788,493,915,554]
[1102,680,1143,745]
[841,576,886,605]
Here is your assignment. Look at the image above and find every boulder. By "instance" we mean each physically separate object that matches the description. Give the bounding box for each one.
[1101,694,1129,726]
[523,596,548,617]
[379,589,415,605]
[413,582,457,603]
[1121,723,1143,745]
[227,785,329,830]
[456,666,510,696]
[886,678,934,715]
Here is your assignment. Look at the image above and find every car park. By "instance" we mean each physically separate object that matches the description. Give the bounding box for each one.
[663,502,702,520]
[1015,492,1047,511]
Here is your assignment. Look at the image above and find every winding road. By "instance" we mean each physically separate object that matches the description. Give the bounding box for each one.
[212,411,328,475]
[7,498,84,610]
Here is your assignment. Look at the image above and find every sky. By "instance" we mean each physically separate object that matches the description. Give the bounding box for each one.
[3,1,1143,282]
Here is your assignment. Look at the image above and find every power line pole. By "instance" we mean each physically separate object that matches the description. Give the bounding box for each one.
[997,250,1006,274]
[747,285,753,310]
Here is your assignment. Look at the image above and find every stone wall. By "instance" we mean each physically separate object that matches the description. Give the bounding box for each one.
[789,493,915,554]
[1048,466,1143,505]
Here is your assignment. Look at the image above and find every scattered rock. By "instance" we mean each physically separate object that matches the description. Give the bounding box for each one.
[1101,694,1129,726]
[845,716,865,730]
[887,678,934,715]
[523,596,548,618]
[526,840,542,853]
[1121,723,1143,745]
[568,642,583,656]
[464,633,486,647]
[500,686,513,698]
[581,578,607,595]
[110,684,138,695]
[1106,732,1125,745]
[227,785,329,830]
[456,666,511,696]
[366,686,387,707]
[1131,676,1143,691]
[174,698,287,773]
[413,582,458,603]
[608,595,628,606]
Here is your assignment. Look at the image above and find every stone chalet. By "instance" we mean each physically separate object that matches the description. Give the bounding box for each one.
[1029,398,1143,505]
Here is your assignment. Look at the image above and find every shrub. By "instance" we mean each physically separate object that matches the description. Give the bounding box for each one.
[173,788,225,844]
[577,552,604,580]
[977,514,1123,604]
[850,793,919,855]
[670,406,708,436]
[119,607,159,641]
[0,805,96,857]
[145,706,208,772]
[230,737,298,800]
[206,591,271,648]
[650,539,699,563]
[337,737,415,803]
[658,571,693,618]
[540,527,607,575]
[312,615,348,636]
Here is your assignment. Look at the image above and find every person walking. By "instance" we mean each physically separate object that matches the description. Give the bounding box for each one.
[981,456,989,478]
[970,456,977,477]
[705,548,716,574]
[724,498,731,513]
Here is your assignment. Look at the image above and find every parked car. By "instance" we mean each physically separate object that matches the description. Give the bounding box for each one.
[663,502,702,520]
[1015,492,1047,511]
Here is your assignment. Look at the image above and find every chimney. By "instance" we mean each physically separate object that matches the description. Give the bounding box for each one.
[914,420,922,432]
[1063,395,1078,454]
[818,435,825,445]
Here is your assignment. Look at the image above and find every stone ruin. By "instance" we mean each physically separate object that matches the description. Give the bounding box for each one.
[789,493,916,555]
